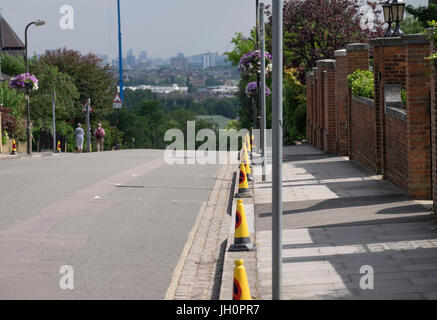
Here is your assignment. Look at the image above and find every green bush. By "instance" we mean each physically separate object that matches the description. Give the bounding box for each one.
[347,69,374,99]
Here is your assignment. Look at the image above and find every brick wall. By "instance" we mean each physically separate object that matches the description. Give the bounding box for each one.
[334,50,348,156]
[385,109,408,191]
[321,60,336,153]
[316,64,325,150]
[405,37,431,199]
[431,51,437,212]
[305,35,433,200]
[350,96,378,172]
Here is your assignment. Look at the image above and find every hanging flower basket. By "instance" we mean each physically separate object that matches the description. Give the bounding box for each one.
[238,50,273,77]
[245,81,271,98]
[9,73,39,92]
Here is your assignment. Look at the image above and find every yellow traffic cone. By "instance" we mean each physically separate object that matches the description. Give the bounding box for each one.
[233,259,252,300]
[243,147,253,181]
[230,199,256,251]
[246,133,251,153]
[10,139,17,155]
[236,163,252,198]
[251,132,256,151]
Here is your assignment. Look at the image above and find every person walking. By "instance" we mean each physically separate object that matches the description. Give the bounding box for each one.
[74,123,85,153]
[94,123,106,152]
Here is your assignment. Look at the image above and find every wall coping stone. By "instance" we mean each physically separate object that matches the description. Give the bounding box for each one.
[346,43,370,51]
[316,59,335,68]
[402,34,430,45]
[334,49,347,57]
[370,34,429,47]
[306,71,314,78]
[385,106,407,122]
[352,95,374,107]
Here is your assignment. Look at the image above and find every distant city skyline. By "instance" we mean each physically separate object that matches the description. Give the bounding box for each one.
[0,0,428,60]
[0,0,273,60]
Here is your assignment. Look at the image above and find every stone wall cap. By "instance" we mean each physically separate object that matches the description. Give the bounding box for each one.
[401,34,430,45]
[352,95,374,107]
[306,71,314,77]
[334,49,347,57]
[316,59,335,68]
[370,37,403,47]
[346,43,370,51]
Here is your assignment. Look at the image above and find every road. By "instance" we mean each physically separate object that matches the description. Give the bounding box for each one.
[0,150,220,299]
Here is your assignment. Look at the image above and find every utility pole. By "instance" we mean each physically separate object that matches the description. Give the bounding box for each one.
[86,98,91,153]
[255,0,261,133]
[117,0,124,102]
[272,0,283,301]
[259,2,267,181]
[52,90,56,153]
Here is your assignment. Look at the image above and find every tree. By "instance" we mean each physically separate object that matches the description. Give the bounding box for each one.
[400,15,426,34]
[29,61,80,134]
[266,0,384,79]
[39,48,117,122]
[224,29,257,66]
[283,68,306,143]
[0,52,25,76]
[405,3,437,28]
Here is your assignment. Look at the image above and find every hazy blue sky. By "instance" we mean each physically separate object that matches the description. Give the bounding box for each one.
[0,0,427,59]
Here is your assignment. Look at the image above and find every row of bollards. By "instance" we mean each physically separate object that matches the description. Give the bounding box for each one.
[231,133,256,300]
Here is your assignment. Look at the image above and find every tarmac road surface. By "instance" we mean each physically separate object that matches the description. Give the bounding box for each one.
[0,150,220,299]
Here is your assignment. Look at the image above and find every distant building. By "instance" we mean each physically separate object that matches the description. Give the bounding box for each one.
[125,83,188,94]
[171,54,187,70]
[138,51,148,63]
[0,14,25,57]
[126,48,136,66]
[202,53,216,69]
[215,55,231,67]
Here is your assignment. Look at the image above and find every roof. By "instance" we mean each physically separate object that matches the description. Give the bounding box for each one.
[0,15,24,50]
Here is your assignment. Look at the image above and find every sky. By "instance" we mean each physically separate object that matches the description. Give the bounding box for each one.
[0,0,427,60]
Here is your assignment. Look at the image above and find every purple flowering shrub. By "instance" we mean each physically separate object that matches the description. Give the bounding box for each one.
[9,73,39,91]
[245,81,271,97]
[238,50,273,77]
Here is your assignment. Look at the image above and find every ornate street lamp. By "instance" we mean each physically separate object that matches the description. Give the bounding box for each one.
[391,0,406,37]
[383,0,393,37]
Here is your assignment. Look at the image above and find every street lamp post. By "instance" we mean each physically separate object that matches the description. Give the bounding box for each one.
[272,0,283,301]
[24,20,45,155]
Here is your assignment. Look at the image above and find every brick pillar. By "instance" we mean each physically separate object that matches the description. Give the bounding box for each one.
[346,43,370,160]
[318,59,336,153]
[431,48,437,211]
[371,37,406,178]
[316,62,326,151]
[306,71,314,144]
[405,35,431,199]
[312,67,319,148]
[334,49,348,156]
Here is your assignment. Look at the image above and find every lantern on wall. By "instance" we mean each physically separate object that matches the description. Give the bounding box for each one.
[390,0,406,37]
[383,0,393,37]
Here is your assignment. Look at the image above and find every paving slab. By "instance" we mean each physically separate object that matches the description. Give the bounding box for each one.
[253,145,437,300]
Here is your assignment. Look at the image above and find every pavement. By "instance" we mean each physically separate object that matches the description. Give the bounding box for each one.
[252,145,437,300]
